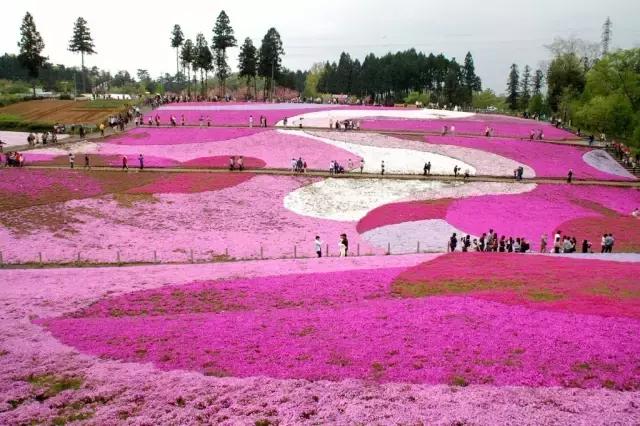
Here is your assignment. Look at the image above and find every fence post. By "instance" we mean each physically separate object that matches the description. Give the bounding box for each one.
[325,244,329,257]
[39,252,43,265]
[260,245,264,259]
[294,245,297,259]
[357,244,360,256]
[77,252,81,263]
[153,250,157,263]
[116,251,121,265]
[417,241,420,253]
[387,242,391,255]
[190,249,194,263]
[225,248,229,257]
[0,251,3,267]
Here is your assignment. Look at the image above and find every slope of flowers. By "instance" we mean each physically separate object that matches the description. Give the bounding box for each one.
[284,179,535,221]
[362,117,576,140]
[582,150,636,179]
[304,130,534,176]
[103,127,267,145]
[445,185,640,251]
[37,255,640,391]
[0,175,378,263]
[0,168,103,201]
[424,135,636,180]
[28,130,356,170]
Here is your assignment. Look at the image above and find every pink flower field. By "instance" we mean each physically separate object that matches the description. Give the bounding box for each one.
[362,115,577,140]
[2,106,640,424]
[1,255,640,424]
[424,135,636,180]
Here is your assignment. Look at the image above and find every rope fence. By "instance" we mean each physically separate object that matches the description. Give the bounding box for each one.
[0,242,445,269]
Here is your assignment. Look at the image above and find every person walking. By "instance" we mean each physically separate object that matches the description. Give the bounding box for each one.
[449,233,458,252]
[138,154,144,170]
[314,236,323,258]
[68,152,75,169]
[249,115,254,128]
[84,154,91,170]
[540,234,547,253]
[424,161,431,176]
[360,158,365,173]
[381,160,385,175]
[122,155,128,171]
[238,156,244,171]
[567,169,573,183]
[339,235,347,257]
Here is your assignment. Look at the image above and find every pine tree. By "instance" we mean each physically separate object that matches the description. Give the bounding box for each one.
[68,17,96,93]
[194,33,213,95]
[520,65,531,110]
[171,25,184,76]
[180,39,194,95]
[601,17,612,57]
[506,64,520,111]
[238,37,257,99]
[462,52,481,105]
[212,11,236,97]
[532,69,544,96]
[258,28,284,100]
[18,12,47,97]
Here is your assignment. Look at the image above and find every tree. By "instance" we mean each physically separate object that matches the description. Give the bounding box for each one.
[212,10,237,96]
[546,53,586,112]
[194,33,213,95]
[180,39,194,94]
[302,62,323,99]
[532,69,544,96]
[335,52,354,94]
[601,17,612,57]
[520,65,531,110]
[462,52,481,105]
[170,25,184,76]
[238,37,257,99]
[545,36,600,71]
[258,27,284,100]
[506,64,520,111]
[68,17,96,94]
[17,12,47,97]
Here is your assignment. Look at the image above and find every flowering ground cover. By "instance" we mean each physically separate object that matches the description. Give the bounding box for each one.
[102,126,267,145]
[362,116,576,140]
[423,135,636,180]
[303,130,535,177]
[28,129,356,170]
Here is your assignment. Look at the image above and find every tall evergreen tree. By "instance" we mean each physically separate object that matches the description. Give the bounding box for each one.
[532,69,544,96]
[601,17,612,57]
[520,65,531,110]
[238,37,257,99]
[194,33,213,95]
[335,52,354,94]
[212,11,237,96]
[180,39,194,94]
[506,64,520,111]
[258,27,284,100]
[68,17,96,93]
[462,52,481,105]
[18,12,47,97]
[170,25,184,76]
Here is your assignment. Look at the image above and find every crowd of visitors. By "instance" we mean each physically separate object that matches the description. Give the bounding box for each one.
[330,119,360,130]
[291,157,307,173]
[1,152,25,167]
[229,156,245,171]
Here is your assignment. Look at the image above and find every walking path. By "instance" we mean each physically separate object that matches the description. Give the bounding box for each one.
[22,164,640,188]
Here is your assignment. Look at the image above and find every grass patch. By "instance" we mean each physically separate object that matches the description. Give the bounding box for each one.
[392,278,523,298]
[527,289,564,302]
[449,375,469,387]
[27,374,83,400]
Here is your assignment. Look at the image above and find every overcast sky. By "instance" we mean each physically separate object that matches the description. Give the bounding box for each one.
[1,0,638,93]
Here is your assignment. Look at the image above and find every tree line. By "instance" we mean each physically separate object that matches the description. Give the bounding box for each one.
[504,17,640,149]
[313,50,481,106]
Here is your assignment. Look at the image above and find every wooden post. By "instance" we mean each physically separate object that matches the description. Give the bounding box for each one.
[116,251,121,265]
[325,244,329,257]
[39,252,43,265]
[294,245,297,259]
[417,241,420,253]
[190,249,194,263]
[260,245,264,259]
[387,242,391,255]
[153,250,157,263]
[77,252,81,263]
[357,244,360,256]
[225,248,228,257]
[0,251,3,267]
